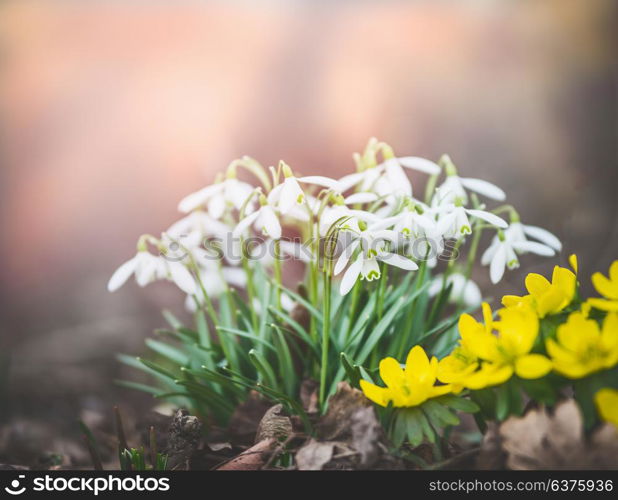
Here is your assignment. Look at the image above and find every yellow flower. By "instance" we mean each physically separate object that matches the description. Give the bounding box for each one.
[595,388,618,428]
[502,255,577,318]
[437,303,493,392]
[455,303,552,389]
[360,346,452,408]
[588,260,618,312]
[546,311,618,378]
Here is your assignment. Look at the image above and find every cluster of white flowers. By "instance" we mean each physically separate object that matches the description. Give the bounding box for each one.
[108,138,561,309]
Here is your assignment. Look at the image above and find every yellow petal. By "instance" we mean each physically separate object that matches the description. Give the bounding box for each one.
[587,298,618,312]
[594,388,618,427]
[600,312,618,353]
[514,354,552,379]
[610,260,618,282]
[496,306,539,356]
[405,345,432,385]
[359,380,391,407]
[552,266,576,301]
[557,312,600,352]
[464,363,513,390]
[569,254,578,274]
[379,357,405,389]
[501,294,526,308]
[525,273,551,297]
[430,384,453,398]
[592,271,618,300]
[536,287,568,318]
[481,302,494,332]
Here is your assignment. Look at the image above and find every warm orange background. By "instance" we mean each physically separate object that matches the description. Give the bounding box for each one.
[0,0,616,439]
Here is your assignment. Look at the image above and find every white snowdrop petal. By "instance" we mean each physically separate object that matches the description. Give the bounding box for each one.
[384,160,412,197]
[334,239,359,275]
[178,184,221,213]
[378,252,418,271]
[466,209,508,229]
[298,176,342,191]
[279,178,304,214]
[222,266,248,288]
[338,172,366,192]
[512,240,555,256]
[397,156,441,175]
[522,224,562,251]
[107,257,137,292]
[462,280,482,308]
[344,192,379,205]
[340,257,363,295]
[490,245,507,284]
[481,240,499,266]
[460,177,506,201]
[233,210,260,237]
[168,262,197,295]
[267,184,283,205]
[260,206,282,239]
[207,195,226,220]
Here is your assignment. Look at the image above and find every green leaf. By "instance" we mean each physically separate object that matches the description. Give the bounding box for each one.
[216,326,276,351]
[435,394,480,413]
[340,352,362,388]
[495,385,510,421]
[268,306,319,357]
[391,412,407,448]
[422,400,460,427]
[114,379,161,395]
[145,339,189,366]
[162,309,184,329]
[403,409,425,447]
[248,349,279,391]
[271,324,296,397]
[275,282,322,323]
[355,295,414,365]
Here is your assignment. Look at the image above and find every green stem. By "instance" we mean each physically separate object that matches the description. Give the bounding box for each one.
[398,259,427,359]
[274,240,282,309]
[345,280,361,341]
[319,272,332,409]
[194,271,219,327]
[241,249,259,332]
[376,262,389,320]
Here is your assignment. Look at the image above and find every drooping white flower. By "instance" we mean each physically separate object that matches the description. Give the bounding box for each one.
[233,194,282,240]
[433,155,506,206]
[481,221,560,284]
[436,205,508,239]
[428,273,482,308]
[178,177,254,217]
[334,222,418,295]
[166,210,233,251]
[107,249,197,295]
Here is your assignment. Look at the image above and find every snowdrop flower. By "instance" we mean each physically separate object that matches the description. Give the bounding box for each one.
[178,176,254,218]
[393,202,437,238]
[184,264,246,311]
[166,210,233,250]
[375,156,442,199]
[334,222,418,295]
[481,221,561,284]
[436,204,508,239]
[271,162,306,213]
[108,244,197,295]
[233,193,282,240]
[434,155,506,205]
[428,273,482,308]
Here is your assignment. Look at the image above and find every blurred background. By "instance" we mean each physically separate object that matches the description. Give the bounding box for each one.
[0,0,616,464]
